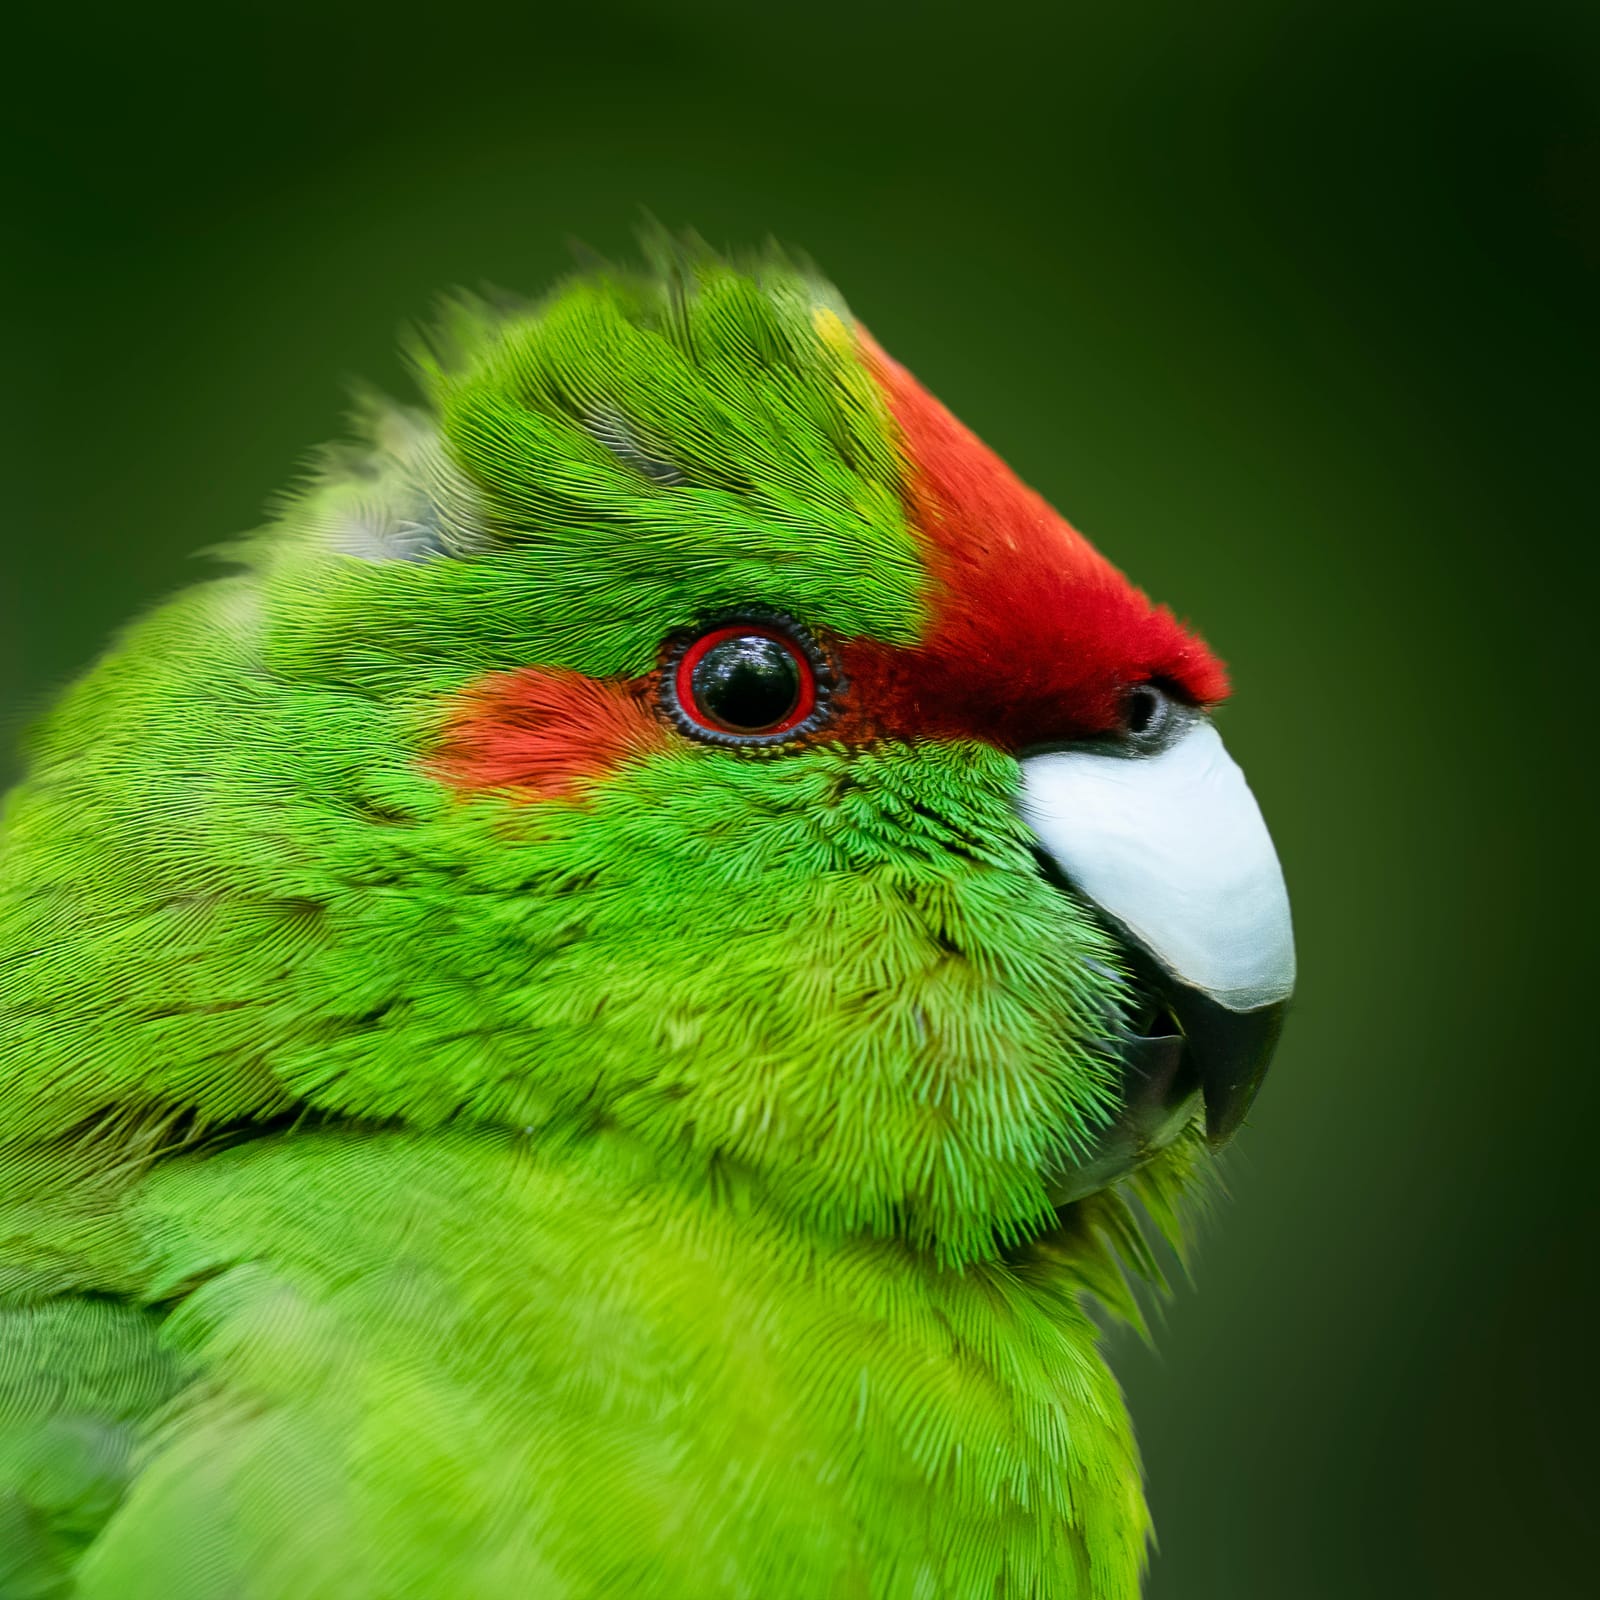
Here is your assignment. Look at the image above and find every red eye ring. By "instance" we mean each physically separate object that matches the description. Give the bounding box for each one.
[675,625,815,736]
[661,612,833,747]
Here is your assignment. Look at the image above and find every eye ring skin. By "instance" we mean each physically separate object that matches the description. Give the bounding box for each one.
[659,609,836,748]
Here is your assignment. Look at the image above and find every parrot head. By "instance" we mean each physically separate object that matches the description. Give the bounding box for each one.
[1,244,1293,1265]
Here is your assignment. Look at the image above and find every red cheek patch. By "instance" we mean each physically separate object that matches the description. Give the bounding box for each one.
[432,668,670,800]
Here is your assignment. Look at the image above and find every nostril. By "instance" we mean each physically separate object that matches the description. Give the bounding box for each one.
[1124,685,1161,736]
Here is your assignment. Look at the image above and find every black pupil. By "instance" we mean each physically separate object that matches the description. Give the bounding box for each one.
[691,635,802,732]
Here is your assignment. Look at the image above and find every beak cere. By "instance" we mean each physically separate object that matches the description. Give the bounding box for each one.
[1018,719,1295,1164]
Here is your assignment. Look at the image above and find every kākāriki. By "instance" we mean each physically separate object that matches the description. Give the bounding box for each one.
[0,240,1294,1598]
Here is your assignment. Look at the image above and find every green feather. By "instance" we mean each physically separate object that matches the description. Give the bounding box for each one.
[0,241,1207,1597]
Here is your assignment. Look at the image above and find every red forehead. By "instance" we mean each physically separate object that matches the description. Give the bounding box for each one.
[833,335,1228,749]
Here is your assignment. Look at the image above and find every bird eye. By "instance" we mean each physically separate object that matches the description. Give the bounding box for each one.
[662,614,831,746]
[689,633,802,731]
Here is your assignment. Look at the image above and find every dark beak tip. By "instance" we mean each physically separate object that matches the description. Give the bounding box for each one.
[1203,1069,1269,1148]
[1175,988,1290,1152]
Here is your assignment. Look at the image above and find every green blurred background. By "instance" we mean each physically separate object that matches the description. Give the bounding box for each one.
[3,1,1594,1593]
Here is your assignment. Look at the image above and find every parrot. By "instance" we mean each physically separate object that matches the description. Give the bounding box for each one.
[0,239,1294,1599]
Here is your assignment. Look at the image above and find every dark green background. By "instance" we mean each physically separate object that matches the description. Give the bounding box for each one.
[4,2,1594,1593]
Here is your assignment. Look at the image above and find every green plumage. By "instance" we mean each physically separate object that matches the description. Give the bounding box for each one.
[0,243,1207,1596]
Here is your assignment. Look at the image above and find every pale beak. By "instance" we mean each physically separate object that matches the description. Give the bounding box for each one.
[1019,718,1295,1172]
